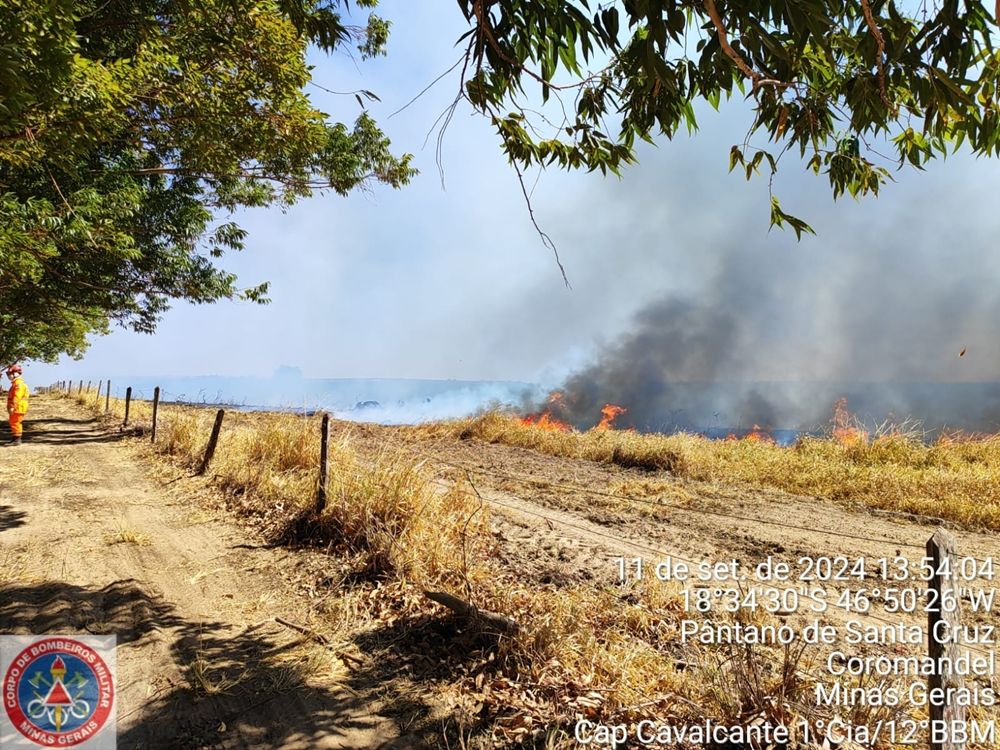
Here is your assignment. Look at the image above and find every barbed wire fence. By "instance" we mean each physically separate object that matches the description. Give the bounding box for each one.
[41,381,991,747]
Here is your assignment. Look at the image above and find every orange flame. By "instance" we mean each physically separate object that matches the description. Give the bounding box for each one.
[521,412,572,431]
[744,424,776,444]
[520,391,572,432]
[935,428,991,445]
[595,403,627,430]
[831,397,868,445]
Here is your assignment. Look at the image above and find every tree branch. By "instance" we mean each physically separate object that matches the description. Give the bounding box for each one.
[702,0,761,84]
[469,0,603,93]
[860,0,893,110]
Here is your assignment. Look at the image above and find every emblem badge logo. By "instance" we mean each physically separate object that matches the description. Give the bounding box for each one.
[2,636,116,748]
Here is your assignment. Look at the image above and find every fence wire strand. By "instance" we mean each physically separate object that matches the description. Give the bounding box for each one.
[47,389,1000,667]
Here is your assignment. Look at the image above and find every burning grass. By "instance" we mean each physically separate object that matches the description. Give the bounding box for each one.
[457,411,686,474]
[449,409,1000,531]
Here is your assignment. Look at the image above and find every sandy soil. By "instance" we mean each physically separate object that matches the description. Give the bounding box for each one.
[0,396,400,749]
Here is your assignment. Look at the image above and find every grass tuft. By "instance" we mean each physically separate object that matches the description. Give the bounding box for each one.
[104,525,151,546]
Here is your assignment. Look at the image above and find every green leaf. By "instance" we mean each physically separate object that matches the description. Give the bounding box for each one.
[769,196,816,240]
[729,145,744,172]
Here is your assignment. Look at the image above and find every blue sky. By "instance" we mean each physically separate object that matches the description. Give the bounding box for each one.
[31,1,1000,388]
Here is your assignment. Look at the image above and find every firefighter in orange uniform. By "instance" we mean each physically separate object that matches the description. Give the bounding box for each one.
[6,365,29,446]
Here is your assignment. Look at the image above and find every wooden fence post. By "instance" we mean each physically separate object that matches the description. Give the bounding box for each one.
[151,386,160,442]
[95,380,102,405]
[77,380,83,395]
[105,380,111,413]
[86,380,91,394]
[198,409,226,475]
[316,413,330,512]
[123,387,132,427]
[927,528,965,749]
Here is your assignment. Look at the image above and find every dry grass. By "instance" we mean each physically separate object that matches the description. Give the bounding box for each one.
[0,549,27,584]
[58,395,698,735]
[265,640,350,691]
[450,412,686,474]
[57,392,883,747]
[144,405,490,586]
[104,525,151,546]
[189,651,249,695]
[183,508,216,526]
[450,411,1000,530]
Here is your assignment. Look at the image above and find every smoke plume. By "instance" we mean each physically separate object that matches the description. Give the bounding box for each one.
[524,137,1000,436]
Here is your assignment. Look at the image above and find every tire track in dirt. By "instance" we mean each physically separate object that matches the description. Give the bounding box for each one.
[414,434,1000,578]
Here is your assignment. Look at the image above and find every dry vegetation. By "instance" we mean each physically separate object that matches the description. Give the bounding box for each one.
[63,390,713,745]
[441,411,1000,531]
[58,387,977,747]
[104,525,152,546]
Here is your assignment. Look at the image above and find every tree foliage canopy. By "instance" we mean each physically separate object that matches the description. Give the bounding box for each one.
[453,0,1000,237]
[0,0,413,364]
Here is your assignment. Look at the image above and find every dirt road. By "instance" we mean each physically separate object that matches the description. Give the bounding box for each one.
[0,396,398,749]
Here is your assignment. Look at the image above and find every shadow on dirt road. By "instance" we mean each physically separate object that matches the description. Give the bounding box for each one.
[0,579,398,749]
